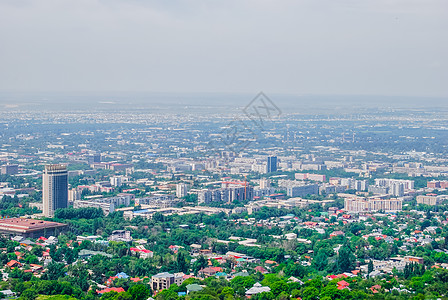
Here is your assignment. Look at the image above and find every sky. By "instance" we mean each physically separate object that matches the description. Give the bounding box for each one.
[0,0,447,98]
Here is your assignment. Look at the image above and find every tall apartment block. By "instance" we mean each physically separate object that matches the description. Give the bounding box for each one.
[43,164,68,217]
[176,183,189,198]
[267,156,278,173]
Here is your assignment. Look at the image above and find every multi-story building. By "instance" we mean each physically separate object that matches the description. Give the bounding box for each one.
[427,181,448,189]
[267,156,277,173]
[110,176,124,187]
[109,230,132,242]
[375,178,414,191]
[198,186,254,204]
[416,194,447,206]
[344,197,402,212]
[1,164,19,175]
[87,153,101,164]
[368,185,389,195]
[68,189,81,202]
[253,187,276,198]
[43,164,68,217]
[286,184,319,197]
[151,272,184,291]
[259,178,271,189]
[176,183,189,198]
[136,194,179,207]
[339,178,368,191]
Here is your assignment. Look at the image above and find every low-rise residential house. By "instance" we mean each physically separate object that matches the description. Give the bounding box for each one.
[97,287,125,294]
[246,282,271,297]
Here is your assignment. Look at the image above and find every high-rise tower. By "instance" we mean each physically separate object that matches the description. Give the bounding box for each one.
[267,156,278,173]
[43,164,68,217]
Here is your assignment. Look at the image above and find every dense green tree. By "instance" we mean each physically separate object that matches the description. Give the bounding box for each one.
[337,242,356,273]
[129,284,151,300]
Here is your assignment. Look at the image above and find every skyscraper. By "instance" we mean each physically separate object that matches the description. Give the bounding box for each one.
[267,156,277,173]
[43,164,68,217]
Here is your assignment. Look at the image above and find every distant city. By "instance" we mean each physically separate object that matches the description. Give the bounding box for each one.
[1,98,448,298]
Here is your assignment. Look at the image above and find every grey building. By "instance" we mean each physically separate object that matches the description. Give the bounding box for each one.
[1,164,19,175]
[43,164,68,217]
[267,156,278,173]
[286,184,319,197]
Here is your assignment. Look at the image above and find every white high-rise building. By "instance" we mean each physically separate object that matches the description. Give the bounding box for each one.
[43,164,68,217]
[110,176,123,187]
[259,178,271,189]
[176,183,189,198]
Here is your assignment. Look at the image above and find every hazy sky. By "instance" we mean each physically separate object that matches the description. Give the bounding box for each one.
[0,0,447,97]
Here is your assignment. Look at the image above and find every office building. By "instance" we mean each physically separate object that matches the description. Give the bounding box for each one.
[87,153,101,164]
[42,164,68,217]
[267,156,277,173]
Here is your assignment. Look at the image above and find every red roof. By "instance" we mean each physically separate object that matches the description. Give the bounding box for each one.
[97,287,125,294]
[6,260,21,267]
[337,280,349,287]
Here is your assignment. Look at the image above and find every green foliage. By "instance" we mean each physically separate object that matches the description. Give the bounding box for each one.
[128,284,151,300]
[54,207,104,219]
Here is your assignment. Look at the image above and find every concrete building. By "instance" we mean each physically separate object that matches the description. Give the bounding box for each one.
[198,186,254,204]
[344,197,402,212]
[110,176,124,187]
[416,194,447,206]
[259,178,271,189]
[68,189,81,202]
[176,183,189,198]
[368,185,389,195]
[109,230,132,242]
[295,173,326,182]
[286,184,319,197]
[267,156,277,173]
[136,194,178,207]
[151,272,184,291]
[1,164,19,175]
[0,218,67,238]
[74,194,133,214]
[43,164,68,217]
[375,178,414,191]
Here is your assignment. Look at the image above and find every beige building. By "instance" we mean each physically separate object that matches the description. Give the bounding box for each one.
[151,272,184,291]
[416,194,446,206]
[344,197,402,212]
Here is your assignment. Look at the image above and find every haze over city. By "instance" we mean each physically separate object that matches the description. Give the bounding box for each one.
[0,0,447,98]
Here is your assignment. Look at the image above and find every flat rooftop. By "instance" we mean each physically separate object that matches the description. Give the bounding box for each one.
[0,218,67,233]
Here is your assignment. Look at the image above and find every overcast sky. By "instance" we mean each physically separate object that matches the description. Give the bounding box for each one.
[0,0,447,97]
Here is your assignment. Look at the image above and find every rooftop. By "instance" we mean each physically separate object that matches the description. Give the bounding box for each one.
[0,218,67,233]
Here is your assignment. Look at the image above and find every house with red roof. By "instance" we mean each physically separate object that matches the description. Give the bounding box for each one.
[370,284,381,293]
[337,280,350,290]
[97,287,125,294]
[6,260,22,268]
[199,267,217,277]
[130,247,153,259]
[254,266,268,274]
[330,231,345,237]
